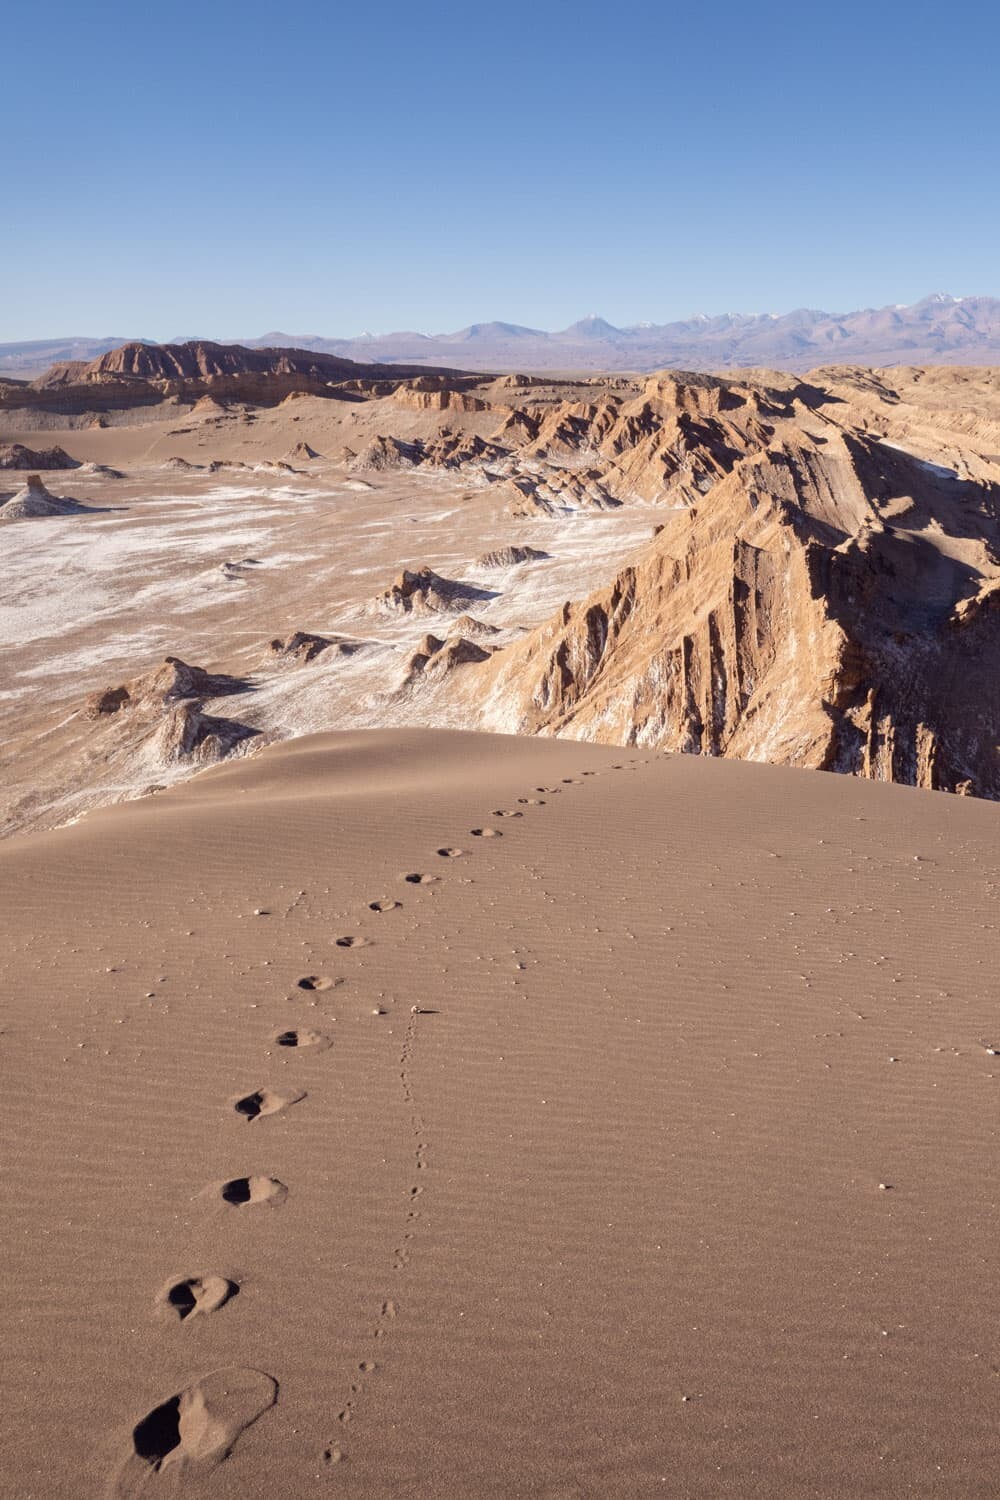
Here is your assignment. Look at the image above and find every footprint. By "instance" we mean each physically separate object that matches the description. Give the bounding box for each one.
[437,847,465,858]
[232,1087,305,1123]
[335,935,370,948]
[561,778,581,784]
[156,1275,238,1323]
[369,899,401,912]
[297,974,333,991]
[273,1028,331,1051]
[403,872,437,884]
[111,1368,277,1494]
[517,798,544,806]
[492,810,523,818]
[471,828,501,839]
[213,1176,287,1208]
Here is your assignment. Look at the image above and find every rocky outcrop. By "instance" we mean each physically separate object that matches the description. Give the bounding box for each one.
[501,468,621,515]
[450,614,502,639]
[401,633,446,682]
[419,430,508,470]
[370,566,496,616]
[471,419,1000,798]
[424,636,495,675]
[393,383,491,413]
[268,631,366,664]
[401,631,495,685]
[351,435,421,471]
[0,443,79,469]
[81,656,257,768]
[86,685,130,718]
[190,395,229,418]
[148,702,258,764]
[78,461,124,478]
[2,340,472,416]
[475,545,549,568]
[0,474,92,520]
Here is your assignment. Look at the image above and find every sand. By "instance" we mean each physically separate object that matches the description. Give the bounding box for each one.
[3,728,1000,1497]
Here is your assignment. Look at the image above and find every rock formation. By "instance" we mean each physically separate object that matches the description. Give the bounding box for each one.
[78,461,125,478]
[470,396,1000,798]
[393,383,490,414]
[0,474,92,520]
[401,631,495,685]
[82,656,256,765]
[450,614,502,639]
[370,566,496,616]
[351,435,421,472]
[0,339,471,416]
[475,545,549,568]
[0,443,79,469]
[268,631,365,664]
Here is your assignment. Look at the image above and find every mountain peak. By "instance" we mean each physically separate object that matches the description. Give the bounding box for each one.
[561,316,622,339]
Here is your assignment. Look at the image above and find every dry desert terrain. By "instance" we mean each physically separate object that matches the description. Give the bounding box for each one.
[3,346,1000,1497]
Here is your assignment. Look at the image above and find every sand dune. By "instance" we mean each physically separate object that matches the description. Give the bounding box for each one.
[3,728,1000,1496]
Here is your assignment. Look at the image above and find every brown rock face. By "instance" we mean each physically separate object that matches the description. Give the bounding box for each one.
[79,656,256,767]
[0,443,79,470]
[393,384,490,413]
[351,435,422,472]
[370,566,496,617]
[472,388,1000,799]
[149,702,259,764]
[2,340,471,415]
[267,632,365,665]
[86,686,131,719]
[269,632,334,664]
[475,545,549,568]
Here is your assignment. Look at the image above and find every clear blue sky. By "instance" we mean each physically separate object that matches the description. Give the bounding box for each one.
[4,0,998,339]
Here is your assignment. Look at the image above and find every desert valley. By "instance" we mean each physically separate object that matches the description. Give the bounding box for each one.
[3,332,1000,1497]
[12,0,1000,1489]
[4,343,1000,835]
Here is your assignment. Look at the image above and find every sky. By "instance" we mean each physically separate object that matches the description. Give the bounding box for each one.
[4,0,999,340]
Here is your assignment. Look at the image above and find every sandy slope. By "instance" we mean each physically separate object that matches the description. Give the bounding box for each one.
[2,729,1000,1498]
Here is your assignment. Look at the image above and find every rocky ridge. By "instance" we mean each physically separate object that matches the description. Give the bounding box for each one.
[458,369,1000,797]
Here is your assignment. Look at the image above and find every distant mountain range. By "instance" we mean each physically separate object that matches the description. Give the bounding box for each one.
[4,295,1000,378]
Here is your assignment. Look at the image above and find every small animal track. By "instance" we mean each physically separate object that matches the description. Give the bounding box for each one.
[335,935,370,948]
[112,1368,277,1495]
[327,1007,428,1463]
[216,1176,287,1208]
[369,899,401,912]
[233,1087,305,1123]
[471,828,501,838]
[437,847,465,858]
[156,1275,238,1323]
[297,974,333,991]
[273,1028,331,1051]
